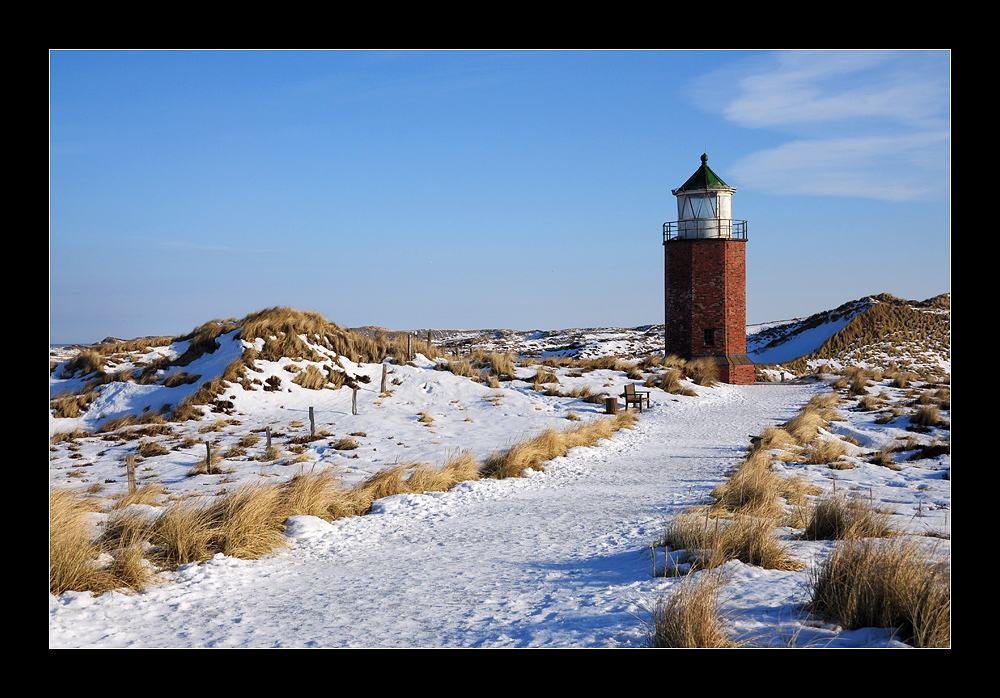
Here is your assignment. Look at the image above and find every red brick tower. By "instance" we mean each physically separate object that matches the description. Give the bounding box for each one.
[663,154,754,384]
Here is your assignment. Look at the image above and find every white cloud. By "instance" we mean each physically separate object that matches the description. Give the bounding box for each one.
[692,50,950,201]
[730,131,950,201]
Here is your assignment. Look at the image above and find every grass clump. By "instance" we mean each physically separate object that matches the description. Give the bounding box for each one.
[291,364,328,390]
[802,494,898,540]
[50,489,154,595]
[659,510,803,573]
[643,570,739,648]
[480,411,637,480]
[645,369,697,396]
[809,537,950,647]
[709,450,786,519]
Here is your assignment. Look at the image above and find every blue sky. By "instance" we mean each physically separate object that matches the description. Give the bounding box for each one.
[49,49,950,344]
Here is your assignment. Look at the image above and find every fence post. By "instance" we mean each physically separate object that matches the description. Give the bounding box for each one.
[266,426,272,451]
[352,388,358,416]
[381,363,387,393]
[309,406,315,438]
[126,454,136,494]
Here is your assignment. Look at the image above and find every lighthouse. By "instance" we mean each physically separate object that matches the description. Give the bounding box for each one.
[662,154,754,385]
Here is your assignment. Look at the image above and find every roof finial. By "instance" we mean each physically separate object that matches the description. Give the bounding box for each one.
[701,153,708,165]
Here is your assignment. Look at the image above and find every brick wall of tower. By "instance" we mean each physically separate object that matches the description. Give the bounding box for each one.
[664,238,753,384]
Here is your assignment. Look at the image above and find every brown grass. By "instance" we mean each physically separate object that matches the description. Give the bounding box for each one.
[643,570,739,648]
[802,494,898,540]
[659,510,803,573]
[686,358,718,386]
[805,438,849,466]
[480,411,637,480]
[291,364,328,390]
[50,489,155,595]
[52,411,640,596]
[202,483,290,560]
[809,537,950,647]
[645,369,697,396]
[709,450,786,518]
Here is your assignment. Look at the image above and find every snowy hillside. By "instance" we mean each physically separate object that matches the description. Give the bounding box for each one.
[49,298,950,648]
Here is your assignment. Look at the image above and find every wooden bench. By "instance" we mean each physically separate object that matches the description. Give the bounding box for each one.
[621,383,650,412]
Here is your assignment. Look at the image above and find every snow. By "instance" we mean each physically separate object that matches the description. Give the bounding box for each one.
[48,331,950,648]
[747,317,852,365]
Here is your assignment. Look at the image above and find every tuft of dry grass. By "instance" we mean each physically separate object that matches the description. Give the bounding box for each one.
[911,405,946,428]
[809,537,950,647]
[50,489,109,595]
[145,498,217,567]
[645,368,697,396]
[111,483,168,510]
[686,358,718,386]
[643,570,739,648]
[202,483,290,560]
[659,509,803,573]
[710,450,786,519]
[805,438,849,466]
[137,440,170,458]
[783,406,827,445]
[332,437,359,451]
[802,494,898,540]
[50,489,155,595]
[480,412,637,480]
[280,468,346,519]
[291,364,328,390]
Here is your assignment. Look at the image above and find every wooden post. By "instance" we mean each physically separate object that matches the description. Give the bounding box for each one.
[204,440,212,467]
[266,426,272,451]
[126,455,136,494]
[352,388,358,416]
[309,406,315,438]
[380,363,387,393]
[407,335,411,360]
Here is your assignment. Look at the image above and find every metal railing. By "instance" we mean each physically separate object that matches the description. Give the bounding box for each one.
[663,219,747,242]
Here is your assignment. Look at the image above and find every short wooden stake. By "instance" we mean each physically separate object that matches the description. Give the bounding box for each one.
[352,388,358,416]
[381,363,387,393]
[266,426,272,451]
[309,406,315,437]
[126,455,137,495]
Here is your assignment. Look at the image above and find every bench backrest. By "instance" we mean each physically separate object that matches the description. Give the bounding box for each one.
[624,384,636,397]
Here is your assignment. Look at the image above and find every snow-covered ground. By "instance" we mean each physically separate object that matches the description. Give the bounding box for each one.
[48,330,950,648]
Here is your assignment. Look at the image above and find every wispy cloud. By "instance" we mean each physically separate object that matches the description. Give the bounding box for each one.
[693,50,950,201]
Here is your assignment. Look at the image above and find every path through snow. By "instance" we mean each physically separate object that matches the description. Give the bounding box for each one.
[50,382,873,648]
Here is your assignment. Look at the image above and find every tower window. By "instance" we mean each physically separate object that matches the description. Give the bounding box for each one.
[704,328,716,346]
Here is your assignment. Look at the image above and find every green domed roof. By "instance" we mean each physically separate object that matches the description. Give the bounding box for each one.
[673,154,734,193]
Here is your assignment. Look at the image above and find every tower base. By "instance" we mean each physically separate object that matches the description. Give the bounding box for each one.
[693,353,755,385]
